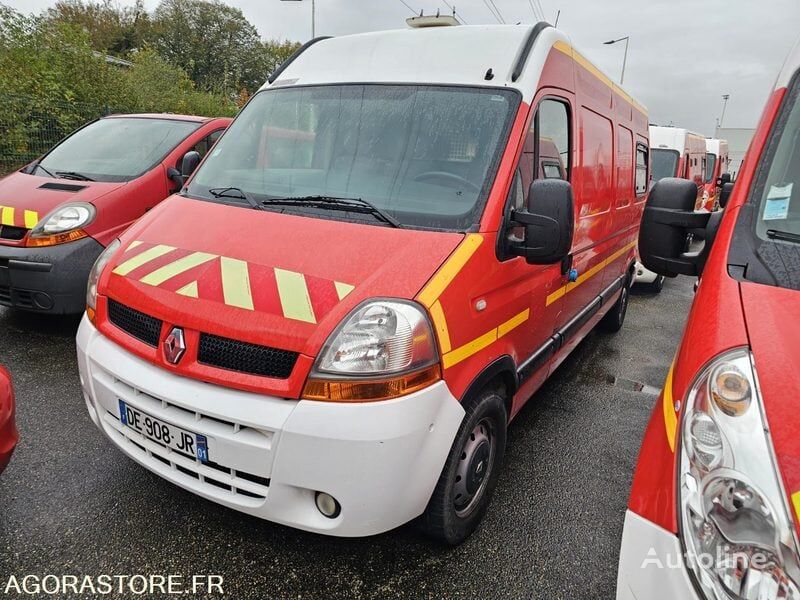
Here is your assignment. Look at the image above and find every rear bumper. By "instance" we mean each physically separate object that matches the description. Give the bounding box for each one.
[616,510,698,599]
[0,237,103,313]
[77,316,465,537]
[633,261,660,284]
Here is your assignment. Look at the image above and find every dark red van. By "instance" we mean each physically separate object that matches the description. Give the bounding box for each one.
[0,114,231,314]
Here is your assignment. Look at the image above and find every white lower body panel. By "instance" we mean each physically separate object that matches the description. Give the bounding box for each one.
[633,261,660,284]
[76,316,465,537]
[616,510,699,599]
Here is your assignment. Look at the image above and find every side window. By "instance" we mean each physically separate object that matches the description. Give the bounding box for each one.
[536,99,570,180]
[192,129,224,159]
[635,143,648,196]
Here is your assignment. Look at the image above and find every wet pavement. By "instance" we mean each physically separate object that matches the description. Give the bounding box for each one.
[0,276,695,598]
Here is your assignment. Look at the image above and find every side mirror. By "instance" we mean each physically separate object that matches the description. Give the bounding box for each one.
[718,181,734,209]
[167,167,183,192]
[181,151,201,179]
[509,179,574,265]
[639,178,714,278]
[717,172,732,187]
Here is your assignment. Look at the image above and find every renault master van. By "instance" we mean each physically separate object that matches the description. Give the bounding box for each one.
[77,24,648,544]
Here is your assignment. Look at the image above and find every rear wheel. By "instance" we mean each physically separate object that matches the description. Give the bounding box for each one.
[421,388,507,545]
[599,275,631,333]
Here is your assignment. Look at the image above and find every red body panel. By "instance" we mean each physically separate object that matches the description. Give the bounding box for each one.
[0,116,231,248]
[0,366,17,474]
[627,87,787,532]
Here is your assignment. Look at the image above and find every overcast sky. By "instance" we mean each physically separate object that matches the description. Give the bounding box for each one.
[6,0,798,135]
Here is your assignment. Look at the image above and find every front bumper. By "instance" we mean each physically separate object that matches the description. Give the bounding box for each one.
[617,510,698,599]
[0,236,104,313]
[77,316,465,537]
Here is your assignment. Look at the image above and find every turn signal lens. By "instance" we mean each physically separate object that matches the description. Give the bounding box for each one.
[303,364,441,402]
[711,364,751,416]
[25,229,88,247]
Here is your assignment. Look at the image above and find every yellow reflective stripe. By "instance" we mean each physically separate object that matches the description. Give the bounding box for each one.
[175,281,199,298]
[139,252,216,286]
[498,309,530,338]
[1,206,14,226]
[23,210,38,229]
[443,329,497,370]
[662,363,677,452]
[553,41,647,116]
[418,234,483,307]
[429,300,451,354]
[112,244,176,276]
[546,240,637,306]
[793,492,800,523]
[127,240,143,251]
[334,281,355,301]
[275,268,316,324]
[443,309,530,369]
[220,257,254,310]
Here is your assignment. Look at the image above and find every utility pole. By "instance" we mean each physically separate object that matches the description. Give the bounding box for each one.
[603,36,629,85]
[281,0,315,39]
[719,94,730,129]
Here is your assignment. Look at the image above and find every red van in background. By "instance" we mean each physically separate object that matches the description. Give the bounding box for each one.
[0,367,17,474]
[76,24,649,545]
[617,40,800,599]
[0,114,231,314]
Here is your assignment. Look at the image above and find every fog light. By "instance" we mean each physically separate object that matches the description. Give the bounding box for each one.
[315,492,341,518]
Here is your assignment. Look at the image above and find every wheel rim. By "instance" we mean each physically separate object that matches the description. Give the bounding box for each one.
[453,417,496,518]
[619,285,629,318]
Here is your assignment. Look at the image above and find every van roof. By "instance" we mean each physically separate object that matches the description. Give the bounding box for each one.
[649,125,705,151]
[263,24,646,111]
[705,138,728,154]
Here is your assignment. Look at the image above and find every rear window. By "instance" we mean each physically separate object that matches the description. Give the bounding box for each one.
[704,152,717,183]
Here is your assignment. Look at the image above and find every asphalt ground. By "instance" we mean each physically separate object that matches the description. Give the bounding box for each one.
[0,276,695,599]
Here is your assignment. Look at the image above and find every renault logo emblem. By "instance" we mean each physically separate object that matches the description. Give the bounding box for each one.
[163,327,186,365]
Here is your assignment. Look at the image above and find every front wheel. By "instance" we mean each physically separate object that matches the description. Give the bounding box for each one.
[421,388,507,545]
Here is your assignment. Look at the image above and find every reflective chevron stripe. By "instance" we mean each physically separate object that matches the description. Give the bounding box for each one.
[112,240,354,324]
[0,206,40,228]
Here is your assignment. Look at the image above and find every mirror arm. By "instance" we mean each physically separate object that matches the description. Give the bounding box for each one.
[647,207,711,229]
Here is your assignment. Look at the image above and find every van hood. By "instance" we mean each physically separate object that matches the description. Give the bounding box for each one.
[0,171,125,228]
[103,196,464,357]
[740,281,800,534]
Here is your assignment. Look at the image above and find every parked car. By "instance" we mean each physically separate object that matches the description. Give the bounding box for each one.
[617,39,800,600]
[0,366,18,474]
[635,125,707,293]
[703,138,730,211]
[76,23,648,545]
[0,114,231,314]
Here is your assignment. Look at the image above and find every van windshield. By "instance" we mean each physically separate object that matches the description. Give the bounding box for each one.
[188,85,519,230]
[650,149,679,186]
[37,117,200,183]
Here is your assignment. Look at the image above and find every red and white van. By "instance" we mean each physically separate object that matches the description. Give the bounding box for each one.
[702,138,730,211]
[77,24,648,544]
[617,40,800,599]
[635,125,708,292]
[0,114,230,314]
[0,366,17,475]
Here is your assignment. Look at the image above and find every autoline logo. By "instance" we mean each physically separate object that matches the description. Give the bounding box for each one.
[641,546,774,571]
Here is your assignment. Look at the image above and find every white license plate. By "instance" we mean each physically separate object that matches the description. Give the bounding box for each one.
[119,400,209,462]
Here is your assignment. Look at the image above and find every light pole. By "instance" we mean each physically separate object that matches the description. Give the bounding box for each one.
[281,0,316,39]
[719,94,730,129]
[603,36,629,85]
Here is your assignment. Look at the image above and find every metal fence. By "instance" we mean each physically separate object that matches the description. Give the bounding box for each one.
[0,93,117,175]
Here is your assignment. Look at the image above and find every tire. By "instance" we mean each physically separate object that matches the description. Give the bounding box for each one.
[421,388,508,545]
[599,275,631,333]
[646,275,665,294]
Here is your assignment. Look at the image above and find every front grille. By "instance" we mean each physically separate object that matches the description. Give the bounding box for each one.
[198,333,298,379]
[0,225,27,240]
[108,299,162,347]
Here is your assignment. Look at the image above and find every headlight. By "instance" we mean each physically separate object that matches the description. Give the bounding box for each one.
[86,239,121,318]
[679,348,800,600]
[303,300,440,402]
[26,202,96,247]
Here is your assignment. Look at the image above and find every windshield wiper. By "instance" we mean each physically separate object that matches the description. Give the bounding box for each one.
[56,170,94,181]
[208,187,264,211]
[260,195,401,228]
[766,229,800,244]
[32,162,56,178]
